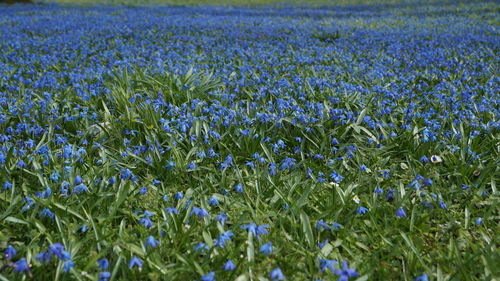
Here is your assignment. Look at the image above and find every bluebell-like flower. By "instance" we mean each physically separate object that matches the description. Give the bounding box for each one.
[128,256,143,269]
[223,260,236,271]
[475,218,483,225]
[216,213,228,225]
[35,251,52,263]
[201,272,215,281]
[319,258,338,273]
[357,206,368,215]
[259,242,273,256]
[12,258,30,273]
[234,183,243,193]
[334,261,359,281]
[208,196,219,206]
[191,207,210,218]
[396,207,407,218]
[98,258,109,270]
[146,236,159,249]
[330,170,344,183]
[4,245,16,259]
[316,219,330,231]
[99,271,111,281]
[269,267,285,281]
[165,207,179,215]
[63,260,75,272]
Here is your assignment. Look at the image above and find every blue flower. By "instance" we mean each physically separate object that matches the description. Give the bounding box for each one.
[269,267,285,281]
[128,256,143,269]
[334,261,359,281]
[319,258,338,273]
[165,207,179,215]
[396,207,407,218]
[223,260,236,271]
[356,206,368,215]
[98,271,111,281]
[4,245,16,259]
[330,170,344,183]
[208,196,219,206]
[145,236,159,249]
[259,242,273,256]
[98,258,109,270]
[234,183,243,193]
[63,260,75,272]
[139,187,148,195]
[475,218,483,225]
[316,219,330,231]
[12,258,30,273]
[3,181,13,190]
[34,251,52,263]
[191,207,210,218]
[49,243,66,259]
[201,272,215,281]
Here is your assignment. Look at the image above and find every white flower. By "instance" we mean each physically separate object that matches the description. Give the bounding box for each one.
[430,155,443,163]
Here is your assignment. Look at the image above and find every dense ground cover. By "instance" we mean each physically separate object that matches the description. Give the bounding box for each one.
[0,1,499,280]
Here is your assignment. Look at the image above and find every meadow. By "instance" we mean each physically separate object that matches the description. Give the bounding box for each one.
[0,0,499,280]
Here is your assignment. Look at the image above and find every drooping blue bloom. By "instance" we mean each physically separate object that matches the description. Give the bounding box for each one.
[223,260,236,271]
[139,187,148,195]
[316,219,330,231]
[475,218,483,225]
[334,261,359,281]
[63,260,75,272]
[357,206,368,215]
[259,242,273,256]
[145,236,159,249]
[330,170,344,183]
[319,258,338,273]
[3,181,13,190]
[97,258,109,270]
[128,256,143,269]
[12,258,30,273]
[208,196,219,206]
[216,213,228,225]
[332,222,343,230]
[35,251,52,263]
[234,183,243,193]
[165,207,179,215]
[201,272,215,281]
[269,267,285,281]
[4,245,16,259]
[396,207,407,218]
[191,207,209,218]
[98,271,111,281]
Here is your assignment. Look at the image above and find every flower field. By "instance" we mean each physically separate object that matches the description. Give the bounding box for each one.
[0,1,498,280]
